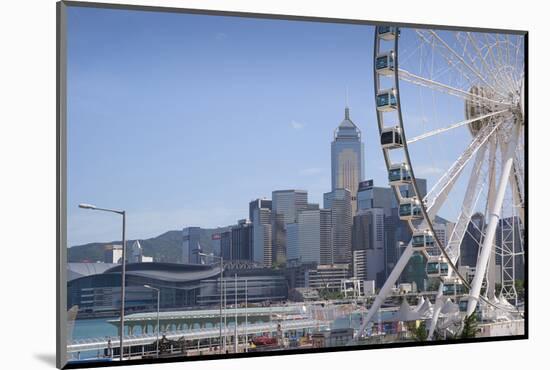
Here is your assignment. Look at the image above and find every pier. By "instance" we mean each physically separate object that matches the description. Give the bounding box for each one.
[108,305,304,335]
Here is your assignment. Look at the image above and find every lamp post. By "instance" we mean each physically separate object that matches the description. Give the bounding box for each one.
[245,279,248,353]
[79,203,126,361]
[143,285,160,357]
[197,252,224,354]
[234,273,238,354]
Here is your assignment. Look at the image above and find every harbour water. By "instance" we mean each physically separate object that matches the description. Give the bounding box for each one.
[72,317,118,340]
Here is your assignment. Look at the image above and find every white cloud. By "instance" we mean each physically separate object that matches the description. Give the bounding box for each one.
[214,32,227,41]
[290,120,305,130]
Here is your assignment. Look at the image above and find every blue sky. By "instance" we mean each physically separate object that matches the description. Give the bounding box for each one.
[66,7,382,246]
[66,6,520,247]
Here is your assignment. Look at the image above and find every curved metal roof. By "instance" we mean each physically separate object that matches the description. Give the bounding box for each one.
[102,262,221,283]
[67,262,118,282]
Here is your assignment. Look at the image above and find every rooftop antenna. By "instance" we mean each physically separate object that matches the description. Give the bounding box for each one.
[345,86,349,107]
[345,87,350,119]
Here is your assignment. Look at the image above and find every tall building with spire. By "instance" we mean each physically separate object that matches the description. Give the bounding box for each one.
[331,106,364,215]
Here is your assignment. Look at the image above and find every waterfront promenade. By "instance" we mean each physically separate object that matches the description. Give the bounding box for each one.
[68,318,327,355]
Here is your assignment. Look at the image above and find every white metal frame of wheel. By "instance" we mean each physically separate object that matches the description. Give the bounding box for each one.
[355,26,524,340]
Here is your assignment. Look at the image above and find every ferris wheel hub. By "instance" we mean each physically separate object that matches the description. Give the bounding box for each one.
[465,86,501,135]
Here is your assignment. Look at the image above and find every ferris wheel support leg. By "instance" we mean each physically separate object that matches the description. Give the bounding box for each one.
[428,141,488,339]
[466,126,520,316]
[355,244,414,338]
[427,284,444,340]
[485,138,498,301]
[486,245,497,300]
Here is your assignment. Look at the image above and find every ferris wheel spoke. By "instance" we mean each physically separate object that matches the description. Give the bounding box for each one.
[424,30,509,100]
[398,68,513,107]
[443,144,488,264]
[502,35,517,93]
[491,35,512,92]
[483,34,517,95]
[513,35,524,84]
[505,35,513,77]
[466,32,511,95]
[455,32,482,77]
[407,110,508,144]
[415,30,478,88]
[423,119,504,215]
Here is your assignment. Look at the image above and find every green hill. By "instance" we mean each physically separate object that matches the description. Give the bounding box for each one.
[68,230,183,263]
[68,226,232,263]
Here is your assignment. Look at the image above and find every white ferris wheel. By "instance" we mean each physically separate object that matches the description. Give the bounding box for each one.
[357,25,525,339]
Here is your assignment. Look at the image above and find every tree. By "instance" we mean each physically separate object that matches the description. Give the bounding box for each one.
[319,288,344,300]
[515,279,525,301]
[411,321,428,342]
[271,261,285,270]
[460,313,479,339]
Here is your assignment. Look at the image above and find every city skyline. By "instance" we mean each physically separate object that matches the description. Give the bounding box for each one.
[66,8,456,247]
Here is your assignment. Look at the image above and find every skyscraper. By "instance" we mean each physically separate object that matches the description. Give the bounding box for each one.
[352,208,385,286]
[331,106,364,215]
[249,198,273,266]
[286,208,332,264]
[220,230,232,261]
[271,190,308,264]
[231,219,253,261]
[319,209,333,265]
[357,179,396,213]
[324,188,352,265]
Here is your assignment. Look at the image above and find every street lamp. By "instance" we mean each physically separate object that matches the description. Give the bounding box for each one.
[234,273,238,354]
[78,203,127,361]
[144,285,160,358]
[244,279,248,353]
[197,252,224,354]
